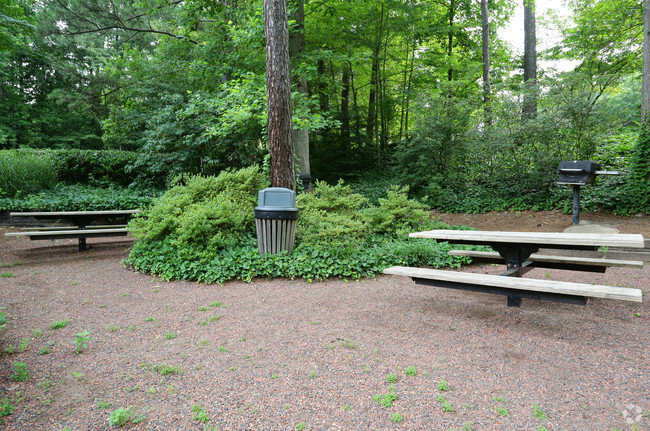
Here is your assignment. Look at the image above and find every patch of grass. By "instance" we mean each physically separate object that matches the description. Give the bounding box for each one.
[11,362,29,382]
[149,363,181,376]
[404,366,417,376]
[164,331,176,340]
[495,406,509,417]
[127,324,137,332]
[209,301,223,308]
[437,379,450,391]
[532,403,547,420]
[39,346,51,355]
[462,421,474,431]
[437,395,455,413]
[49,319,70,330]
[271,374,279,379]
[386,373,397,384]
[107,324,119,332]
[18,338,29,353]
[391,412,403,423]
[296,423,306,430]
[97,400,112,410]
[108,406,146,427]
[0,272,14,278]
[198,306,208,312]
[198,320,207,326]
[32,329,42,338]
[121,293,130,297]
[373,385,398,408]
[309,371,318,379]
[343,404,351,411]
[493,395,506,403]
[0,261,19,268]
[74,330,93,353]
[218,346,227,352]
[191,403,210,423]
[209,315,220,322]
[0,397,15,417]
[145,316,155,322]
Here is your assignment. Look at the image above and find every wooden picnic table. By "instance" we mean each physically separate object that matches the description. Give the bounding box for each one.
[384,229,645,307]
[7,210,140,251]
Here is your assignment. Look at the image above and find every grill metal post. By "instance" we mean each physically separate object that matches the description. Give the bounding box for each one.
[572,185,581,225]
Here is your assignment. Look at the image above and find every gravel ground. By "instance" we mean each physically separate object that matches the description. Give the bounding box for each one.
[0,212,648,431]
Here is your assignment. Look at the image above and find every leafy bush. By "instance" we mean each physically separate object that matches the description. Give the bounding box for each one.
[0,150,57,197]
[125,173,472,283]
[128,166,268,254]
[2,148,139,186]
[0,183,157,211]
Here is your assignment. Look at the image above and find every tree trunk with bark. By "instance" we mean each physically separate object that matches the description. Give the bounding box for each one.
[289,0,310,190]
[264,0,295,190]
[481,0,491,124]
[523,0,537,119]
[643,0,650,121]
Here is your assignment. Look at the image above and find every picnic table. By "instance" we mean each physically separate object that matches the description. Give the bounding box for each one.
[384,229,645,307]
[6,210,139,251]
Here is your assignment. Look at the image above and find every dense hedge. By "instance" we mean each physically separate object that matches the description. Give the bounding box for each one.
[125,169,472,283]
[0,184,157,211]
[3,148,139,186]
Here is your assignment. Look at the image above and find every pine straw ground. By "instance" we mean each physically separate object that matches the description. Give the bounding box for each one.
[0,210,648,430]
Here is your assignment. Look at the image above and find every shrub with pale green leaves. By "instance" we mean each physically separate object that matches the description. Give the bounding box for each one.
[0,150,57,197]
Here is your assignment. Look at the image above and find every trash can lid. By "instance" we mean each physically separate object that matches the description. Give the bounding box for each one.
[256,187,297,210]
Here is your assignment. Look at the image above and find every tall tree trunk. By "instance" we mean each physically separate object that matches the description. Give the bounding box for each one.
[448,0,455,82]
[264,0,295,190]
[481,0,491,125]
[523,0,537,119]
[367,3,384,145]
[289,0,310,189]
[643,0,650,121]
[341,64,351,150]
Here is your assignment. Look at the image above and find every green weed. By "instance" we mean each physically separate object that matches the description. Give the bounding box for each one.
[437,379,450,391]
[0,397,15,417]
[74,330,93,353]
[404,366,417,376]
[164,331,176,340]
[11,362,29,381]
[386,373,397,383]
[532,403,548,420]
[49,319,70,330]
[391,412,403,423]
[191,403,210,423]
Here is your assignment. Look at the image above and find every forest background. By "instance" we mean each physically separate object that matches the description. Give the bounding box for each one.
[1,0,650,215]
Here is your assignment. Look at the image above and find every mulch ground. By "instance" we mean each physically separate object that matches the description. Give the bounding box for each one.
[0,211,648,430]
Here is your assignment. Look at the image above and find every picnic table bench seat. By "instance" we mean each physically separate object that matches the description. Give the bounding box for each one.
[447,249,644,269]
[383,265,643,305]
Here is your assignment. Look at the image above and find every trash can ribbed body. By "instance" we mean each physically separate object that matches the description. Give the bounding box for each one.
[254,188,298,254]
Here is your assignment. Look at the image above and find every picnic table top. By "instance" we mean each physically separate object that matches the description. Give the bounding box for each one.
[10,210,140,217]
[409,229,646,249]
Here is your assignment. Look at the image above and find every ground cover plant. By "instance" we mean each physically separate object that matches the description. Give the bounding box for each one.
[125,167,472,283]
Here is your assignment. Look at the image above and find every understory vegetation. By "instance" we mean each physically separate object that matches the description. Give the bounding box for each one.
[125,168,472,283]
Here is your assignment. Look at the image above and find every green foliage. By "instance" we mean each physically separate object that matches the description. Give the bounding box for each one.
[625,119,650,213]
[49,319,70,330]
[191,403,210,423]
[10,361,29,381]
[0,183,156,211]
[125,174,471,283]
[74,330,93,353]
[0,150,57,197]
[296,180,369,245]
[108,407,146,427]
[373,385,399,408]
[128,167,267,254]
[0,397,14,418]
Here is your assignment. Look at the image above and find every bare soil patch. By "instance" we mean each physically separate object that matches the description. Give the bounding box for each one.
[0,211,648,430]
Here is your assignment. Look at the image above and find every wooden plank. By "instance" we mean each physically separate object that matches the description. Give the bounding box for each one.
[6,228,128,238]
[10,210,139,217]
[409,229,645,249]
[20,225,127,231]
[383,266,642,302]
[448,250,644,268]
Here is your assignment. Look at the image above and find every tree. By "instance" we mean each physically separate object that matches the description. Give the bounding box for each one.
[264,0,295,190]
[481,0,491,124]
[522,0,537,118]
[289,0,310,189]
[641,0,650,123]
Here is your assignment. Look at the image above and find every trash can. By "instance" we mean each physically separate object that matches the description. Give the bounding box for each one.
[254,187,299,254]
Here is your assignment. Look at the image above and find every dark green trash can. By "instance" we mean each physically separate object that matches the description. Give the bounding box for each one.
[254,188,298,254]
